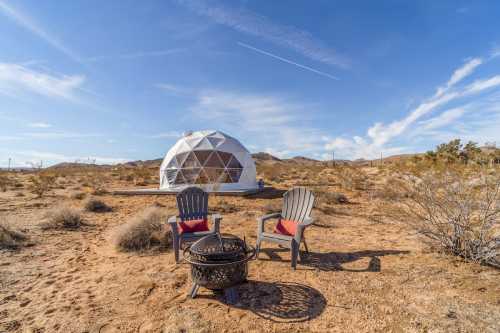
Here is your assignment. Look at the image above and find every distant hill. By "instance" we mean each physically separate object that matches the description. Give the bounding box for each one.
[251,152,281,162]
[284,156,320,165]
[121,158,162,168]
[48,162,106,169]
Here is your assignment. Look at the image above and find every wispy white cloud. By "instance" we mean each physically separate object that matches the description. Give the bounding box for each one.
[0,63,85,101]
[0,1,81,62]
[237,42,339,80]
[464,75,500,94]
[21,132,102,139]
[491,45,500,59]
[28,122,52,128]
[155,83,190,96]
[179,0,348,68]
[0,135,22,141]
[189,89,323,156]
[435,57,482,97]
[3,150,128,167]
[324,52,500,159]
[417,107,466,131]
[85,49,184,63]
[148,131,182,139]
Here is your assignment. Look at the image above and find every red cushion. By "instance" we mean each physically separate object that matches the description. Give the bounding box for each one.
[178,218,209,234]
[274,219,298,236]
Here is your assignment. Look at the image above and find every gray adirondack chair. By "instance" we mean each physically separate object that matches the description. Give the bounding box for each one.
[168,187,222,263]
[256,187,315,269]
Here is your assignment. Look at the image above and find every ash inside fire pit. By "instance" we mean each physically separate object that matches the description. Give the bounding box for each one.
[184,233,255,303]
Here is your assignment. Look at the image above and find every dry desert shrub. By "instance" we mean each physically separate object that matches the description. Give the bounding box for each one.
[132,166,153,186]
[209,194,239,213]
[42,205,84,230]
[399,169,500,268]
[84,197,112,212]
[263,201,282,214]
[71,191,87,200]
[313,188,348,215]
[84,171,108,195]
[28,172,55,198]
[13,181,24,189]
[314,189,348,204]
[114,207,172,252]
[0,217,27,249]
[336,166,369,191]
[258,163,285,183]
[0,172,11,192]
[371,177,410,201]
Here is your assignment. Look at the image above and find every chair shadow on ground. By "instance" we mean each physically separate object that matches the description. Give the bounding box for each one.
[259,248,409,272]
[197,281,326,323]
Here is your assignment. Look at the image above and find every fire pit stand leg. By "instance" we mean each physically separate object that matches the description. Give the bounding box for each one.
[224,287,238,304]
[189,284,199,298]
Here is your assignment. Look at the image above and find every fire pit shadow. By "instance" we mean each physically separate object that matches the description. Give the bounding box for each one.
[202,281,326,322]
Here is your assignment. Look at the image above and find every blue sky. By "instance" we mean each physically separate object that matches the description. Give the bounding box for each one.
[1,0,500,166]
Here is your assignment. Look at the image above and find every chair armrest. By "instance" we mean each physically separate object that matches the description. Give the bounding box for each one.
[257,212,281,235]
[210,214,222,233]
[260,212,281,221]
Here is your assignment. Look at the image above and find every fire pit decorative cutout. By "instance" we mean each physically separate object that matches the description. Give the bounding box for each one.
[183,233,255,303]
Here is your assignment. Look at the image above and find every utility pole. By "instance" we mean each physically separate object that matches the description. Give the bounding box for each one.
[380,152,383,166]
[7,158,11,171]
[332,151,335,167]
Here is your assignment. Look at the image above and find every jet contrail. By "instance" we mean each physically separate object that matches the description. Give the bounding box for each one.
[237,42,339,81]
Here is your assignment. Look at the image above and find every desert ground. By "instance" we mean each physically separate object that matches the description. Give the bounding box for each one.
[1,157,499,332]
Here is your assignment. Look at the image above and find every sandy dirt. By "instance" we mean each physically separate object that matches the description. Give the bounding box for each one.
[1,169,499,333]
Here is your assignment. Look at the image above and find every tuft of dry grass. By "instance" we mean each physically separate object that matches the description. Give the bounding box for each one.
[0,172,11,192]
[113,207,171,252]
[28,173,55,198]
[84,198,112,213]
[210,197,239,213]
[263,201,282,214]
[0,217,28,249]
[42,206,85,230]
[71,191,87,200]
[315,190,348,205]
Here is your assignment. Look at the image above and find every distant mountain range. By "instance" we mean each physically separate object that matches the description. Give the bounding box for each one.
[8,145,496,170]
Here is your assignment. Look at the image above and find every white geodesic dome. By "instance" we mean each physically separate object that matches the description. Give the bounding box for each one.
[159,130,258,191]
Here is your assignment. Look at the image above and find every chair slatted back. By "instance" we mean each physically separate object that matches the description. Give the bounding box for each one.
[281,187,315,223]
[176,187,209,221]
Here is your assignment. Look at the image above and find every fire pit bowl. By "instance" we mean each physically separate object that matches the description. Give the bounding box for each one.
[183,233,255,302]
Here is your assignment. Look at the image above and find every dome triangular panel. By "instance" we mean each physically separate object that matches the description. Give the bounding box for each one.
[193,137,214,150]
[207,136,224,148]
[181,152,201,168]
[204,152,224,168]
[226,156,243,168]
[185,136,204,149]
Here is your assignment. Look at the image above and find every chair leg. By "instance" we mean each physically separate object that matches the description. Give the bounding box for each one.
[189,284,199,298]
[173,236,180,263]
[302,237,309,253]
[255,237,261,259]
[291,240,299,270]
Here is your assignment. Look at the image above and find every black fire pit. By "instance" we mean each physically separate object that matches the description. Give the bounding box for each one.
[183,233,255,304]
